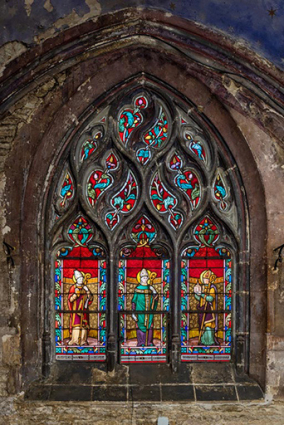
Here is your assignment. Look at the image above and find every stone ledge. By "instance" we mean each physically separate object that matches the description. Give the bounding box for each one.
[2,397,284,425]
[24,383,264,402]
[195,385,237,401]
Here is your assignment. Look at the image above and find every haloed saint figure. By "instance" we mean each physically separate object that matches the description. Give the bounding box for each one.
[194,270,218,346]
[132,268,158,347]
[68,270,94,346]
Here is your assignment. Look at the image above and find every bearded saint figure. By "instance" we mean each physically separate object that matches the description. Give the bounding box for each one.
[131,268,158,347]
[68,270,93,346]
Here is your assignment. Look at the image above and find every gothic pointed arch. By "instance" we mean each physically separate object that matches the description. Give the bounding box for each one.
[44,76,249,372]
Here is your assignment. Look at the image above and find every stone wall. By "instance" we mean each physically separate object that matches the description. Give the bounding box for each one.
[0,7,283,423]
[1,397,284,425]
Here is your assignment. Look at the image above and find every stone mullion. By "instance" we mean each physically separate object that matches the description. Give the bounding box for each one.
[171,245,181,372]
[107,249,117,371]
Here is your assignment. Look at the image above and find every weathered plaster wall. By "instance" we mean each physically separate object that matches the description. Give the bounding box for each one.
[228,108,284,399]
[0,5,284,423]
[1,0,284,68]
[0,74,65,396]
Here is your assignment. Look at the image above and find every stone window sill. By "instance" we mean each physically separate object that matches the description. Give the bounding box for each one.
[24,363,263,402]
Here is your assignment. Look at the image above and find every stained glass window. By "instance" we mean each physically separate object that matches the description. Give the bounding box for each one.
[49,85,240,365]
[118,216,170,363]
[55,244,107,361]
[181,217,232,362]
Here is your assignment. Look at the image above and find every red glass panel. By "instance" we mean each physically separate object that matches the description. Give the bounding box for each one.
[55,246,106,361]
[181,245,232,362]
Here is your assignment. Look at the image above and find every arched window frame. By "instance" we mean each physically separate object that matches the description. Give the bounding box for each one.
[45,78,249,373]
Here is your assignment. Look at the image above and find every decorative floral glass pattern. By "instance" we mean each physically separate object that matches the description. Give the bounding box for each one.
[68,215,94,246]
[136,106,169,166]
[169,153,201,209]
[87,152,119,207]
[80,130,102,162]
[55,245,107,361]
[213,170,229,211]
[194,216,219,247]
[131,215,157,245]
[105,170,138,230]
[150,172,183,230]
[118,96,148,145]
[143,106,168,149]
[58,170,74,208]
[184,131,208,165]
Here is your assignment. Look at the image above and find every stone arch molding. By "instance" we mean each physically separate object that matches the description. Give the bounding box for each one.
[0,10,267,391]
[1,10,283,126]
[46,77,244,370]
